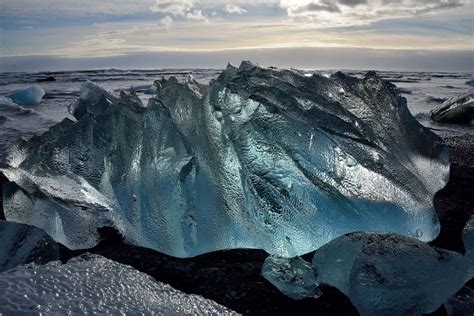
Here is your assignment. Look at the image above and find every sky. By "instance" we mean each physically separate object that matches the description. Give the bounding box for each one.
[0,0,473,71]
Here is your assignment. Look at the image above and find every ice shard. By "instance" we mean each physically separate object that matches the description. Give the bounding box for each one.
[1,62,449,257]
[0,253,236,315]
[312,232,473,316]
[0,220,59,272]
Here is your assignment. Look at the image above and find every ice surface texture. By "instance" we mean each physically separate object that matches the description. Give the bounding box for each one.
[0,220,59,272]
[1,62,449,257]
[431,88,474,124]
[262,255,321,300]
[6,84,45,105]
[0,253,236,315]
[312,232,473,316]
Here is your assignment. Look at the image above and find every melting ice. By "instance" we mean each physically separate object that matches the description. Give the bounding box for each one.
[1,62,449,258]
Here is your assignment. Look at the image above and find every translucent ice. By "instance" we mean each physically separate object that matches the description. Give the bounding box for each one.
[0,96,18,108]
[1,62,449,257]
[463,215,474,261]
[68,80,119,119]
[262,256,321,300]
[0,220,59,272]
[431,88,474,124]
[6,84,45,105]
[312,232,473,316]
[0,253,236,315]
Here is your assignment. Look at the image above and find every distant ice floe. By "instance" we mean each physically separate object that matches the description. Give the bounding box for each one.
[6,84,45,105]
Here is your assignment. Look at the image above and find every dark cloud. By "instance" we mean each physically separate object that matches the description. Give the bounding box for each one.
[290,1,341,14]
[337,0,368,7]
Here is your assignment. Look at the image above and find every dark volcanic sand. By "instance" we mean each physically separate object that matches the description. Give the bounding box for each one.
[1,134,473,315]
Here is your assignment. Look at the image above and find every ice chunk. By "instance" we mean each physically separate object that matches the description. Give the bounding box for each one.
[6,84,45,105]
[262,255,321,300]
[312,232,473,316]
[68,81,119,119]
[463,215,474,261]
[133,83,157,94]
[466,75,474,85]
[445,286,474,316]
[431,88,474,124]
[0,253,236,315]
[0,95,18,108]
[0,220,59,272]
[1,62,449,258]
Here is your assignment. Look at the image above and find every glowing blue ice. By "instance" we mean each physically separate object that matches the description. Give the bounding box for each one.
[1,62,449,257]
[6,84,45,105]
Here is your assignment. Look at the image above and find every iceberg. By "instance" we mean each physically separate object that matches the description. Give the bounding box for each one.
[262,255,321,300]
[431,88,474,124]
[463,215,474,261]
[1,62,449,257]
[6,84,45,105]
[312,232,473,316]
[0,253,236,315]
[0,220,59,272]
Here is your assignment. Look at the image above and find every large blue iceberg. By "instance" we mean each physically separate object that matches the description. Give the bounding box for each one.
[1,62,449,257]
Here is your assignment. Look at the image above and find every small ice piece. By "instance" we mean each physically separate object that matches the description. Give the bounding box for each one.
[6,84,45,105]
[444,286,474,316]
[0,253,237,315]
[0,96,18,108]
[463,215,474,261]
[0,220,59,272]
[431,88,474,124]
[133,84,157,94]
[466,74,474,85]
[262,256,321,300]
[312,232,473,316]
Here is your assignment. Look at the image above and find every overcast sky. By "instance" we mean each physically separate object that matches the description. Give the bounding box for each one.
[0,0,473,71]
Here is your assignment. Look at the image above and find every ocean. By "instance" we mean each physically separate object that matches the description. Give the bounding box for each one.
[0,68,472,157]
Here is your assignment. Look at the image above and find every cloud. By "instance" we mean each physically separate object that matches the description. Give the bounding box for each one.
[186,10,209,22]
[280,0,467,27]
[224,4,248,15]
[158,15,174,30]
[150,0,196,16]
